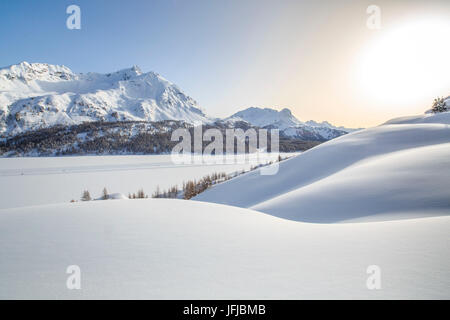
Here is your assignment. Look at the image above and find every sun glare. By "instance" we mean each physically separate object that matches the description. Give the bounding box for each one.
[356,18,450,109]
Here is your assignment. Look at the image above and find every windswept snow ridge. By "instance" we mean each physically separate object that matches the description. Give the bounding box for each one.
[195,111,450,222]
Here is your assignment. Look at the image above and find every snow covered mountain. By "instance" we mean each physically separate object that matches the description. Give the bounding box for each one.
[0,62,210,137]
[226,107,359,141]
[0,62,360,143]
[227,107,302,129]
[196,109,450,223]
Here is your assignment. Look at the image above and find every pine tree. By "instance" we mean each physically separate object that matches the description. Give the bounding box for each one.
[152,185,161,198]
[432,97,447,113]
[184,181,196,199]
[137,188,146,199]
[102,187,109,200]
[81,190,91,201]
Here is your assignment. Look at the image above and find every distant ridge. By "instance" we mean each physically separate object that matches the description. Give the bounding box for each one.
[226,106,360,141]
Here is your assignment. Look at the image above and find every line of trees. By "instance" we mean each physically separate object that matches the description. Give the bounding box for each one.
[0,120,322,156]
[181,172,229,200]
[75,155,291,203]
[128,188,148,199]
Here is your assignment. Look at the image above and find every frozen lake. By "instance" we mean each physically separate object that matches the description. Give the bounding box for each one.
[0,153,297,209]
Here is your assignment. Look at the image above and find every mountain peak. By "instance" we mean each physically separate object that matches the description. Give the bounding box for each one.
[0,62,211,137]
[280,108,293,116]
[226,106,360,140]
[131,65,142,75]
[228,106,302,130]
[0,61,75,82]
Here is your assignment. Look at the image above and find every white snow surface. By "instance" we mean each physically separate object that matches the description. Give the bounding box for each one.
[0,199,448,299]
[384,109,450,125]
[0,62,210,137]
[0,153,293,209]
[195,111,450,222]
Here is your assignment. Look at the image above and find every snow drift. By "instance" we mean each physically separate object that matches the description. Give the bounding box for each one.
[195,111,450,222]
[0,199,448,299]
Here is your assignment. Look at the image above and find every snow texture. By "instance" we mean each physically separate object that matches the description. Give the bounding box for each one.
[196,111,450,222]
[0,199,448,299]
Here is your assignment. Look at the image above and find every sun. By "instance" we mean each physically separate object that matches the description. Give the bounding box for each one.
[355,18,450,109]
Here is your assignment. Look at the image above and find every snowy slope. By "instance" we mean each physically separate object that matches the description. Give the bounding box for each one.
[0,199,449,299]
[226,107,358,140]
[0,62,210,137]
[195,111,450,222]
[383,105,450,125]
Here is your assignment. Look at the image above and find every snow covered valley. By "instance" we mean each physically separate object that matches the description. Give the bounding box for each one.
[0,153,291,209]
[0,110,449,299]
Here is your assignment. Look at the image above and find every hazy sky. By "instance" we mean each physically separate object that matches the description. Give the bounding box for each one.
[1,0,449,127]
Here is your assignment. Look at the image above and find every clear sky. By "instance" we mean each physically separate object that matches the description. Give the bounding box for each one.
[1,0,449,127]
